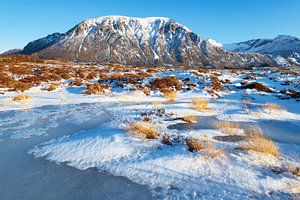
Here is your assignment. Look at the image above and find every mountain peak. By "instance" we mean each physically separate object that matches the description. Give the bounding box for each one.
[75,15,192,33]
[16,15,275,68]
[274,35,299,40]
[223,35,300,67]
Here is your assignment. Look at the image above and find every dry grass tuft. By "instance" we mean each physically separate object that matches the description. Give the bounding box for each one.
[185,138,207,152]
[214,120,240,135]
[238,127,279,157]
[264,103,286,112]
[13,94,31,101]
[182,116,198,124]
[191,98,209,111]
[185,138,223,159]
[126,122,160,139]
[161,89,177,101]
[161,134,173,146]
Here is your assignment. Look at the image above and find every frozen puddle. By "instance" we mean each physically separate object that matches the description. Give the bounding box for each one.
[0,103,152,200]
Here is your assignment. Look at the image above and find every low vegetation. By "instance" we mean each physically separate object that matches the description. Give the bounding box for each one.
[191,98,209,111]
[161,89,177,101]
[181,115,197,124]
[240,82,273,92]
[264,103,286,112]
[83,83,110,94]
[151,76,182,91]
[12,94,31,101]
[126,122,160,139]
[214,120,240,135]
[185,138,223,159]
[238,127,279,157]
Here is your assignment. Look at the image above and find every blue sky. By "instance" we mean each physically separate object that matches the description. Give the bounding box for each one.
[0,0,299,53]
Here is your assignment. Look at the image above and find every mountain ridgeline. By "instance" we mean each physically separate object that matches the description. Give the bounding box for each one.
[224,35,300,67]
[16,16,276,68]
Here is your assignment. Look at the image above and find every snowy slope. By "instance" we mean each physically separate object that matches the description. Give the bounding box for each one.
[22,33,64,55]
[18,16,275,68]
[224,35,300,66]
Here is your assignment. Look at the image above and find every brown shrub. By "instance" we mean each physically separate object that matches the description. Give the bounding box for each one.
[44,84,57,91]
[69,79,83,86]
[77,69,89,79]
[62,73,76,80]
[12,81,33,92]
[133,86,151,96]
[126,122,160,139]
[19,76,41,86]
[240,82,273,92]
[146,68,160,74]
[87,71,98,79]
[198,68,210,73]
[210,75,224,91]
[39,72,61,82]
[99,73,110,81]
[191,71,202,77]
[9,66,33,75]
[0,73,16,88]
[111,73,124,81]
[83,83,105,94]
[161,134,173,146]
[151,76,182,91]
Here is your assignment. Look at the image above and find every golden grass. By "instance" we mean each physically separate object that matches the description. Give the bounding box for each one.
[214,120,240,135]
[126,122,160,139]
[239,127,279,157]
[185,138,207,152]
[185,138,223,159]
[12,94,31,101]
[264,103,286,112]
[151,101,163,108]
[161,90,177,101]
[0,98,12,106]
[191,98,209,111]
[182,116,197,124]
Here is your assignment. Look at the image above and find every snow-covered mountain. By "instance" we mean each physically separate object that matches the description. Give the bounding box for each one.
[2,48,23,55]
[224,35,300,66]
[18,16,275,68]
[22,33,64,55]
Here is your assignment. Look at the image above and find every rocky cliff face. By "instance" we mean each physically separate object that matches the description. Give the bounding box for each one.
[19,16,275,68]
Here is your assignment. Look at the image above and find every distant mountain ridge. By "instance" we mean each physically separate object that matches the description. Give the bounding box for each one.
[5,16,276,68]
[224,35,300,66]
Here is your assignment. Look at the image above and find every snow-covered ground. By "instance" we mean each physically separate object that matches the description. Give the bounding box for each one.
[1,66,300,199]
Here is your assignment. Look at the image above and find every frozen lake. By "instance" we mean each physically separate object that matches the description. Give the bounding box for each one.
[0,103,153,200]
